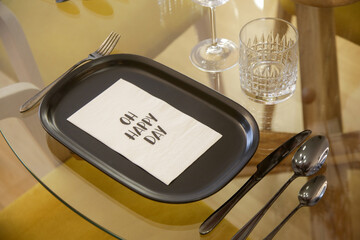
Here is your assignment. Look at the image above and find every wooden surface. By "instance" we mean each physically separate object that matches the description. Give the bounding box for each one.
[296,4,343,134]
[244,131,360,167]
[293,0,359,7]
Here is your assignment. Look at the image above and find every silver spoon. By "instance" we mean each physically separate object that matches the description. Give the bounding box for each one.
[231,135,329,240]
[264,175,328,240]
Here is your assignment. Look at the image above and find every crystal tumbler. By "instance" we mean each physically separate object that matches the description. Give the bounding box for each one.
[239,18,298,104]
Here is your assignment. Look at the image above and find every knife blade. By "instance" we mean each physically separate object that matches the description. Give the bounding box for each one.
[199,129,312,235]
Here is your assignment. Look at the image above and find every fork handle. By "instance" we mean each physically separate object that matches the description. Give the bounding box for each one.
[19,58,90,113]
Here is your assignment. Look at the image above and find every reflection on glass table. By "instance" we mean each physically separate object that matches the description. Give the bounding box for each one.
[0,0,360,240]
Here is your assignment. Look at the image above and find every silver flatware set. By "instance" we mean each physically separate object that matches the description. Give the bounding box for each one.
[201,131,329,240]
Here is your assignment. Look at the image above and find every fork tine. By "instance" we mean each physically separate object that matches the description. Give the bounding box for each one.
[102,33,120,55]
[96,31,116,54]
[97,32,117,55]
[98,32,120,56]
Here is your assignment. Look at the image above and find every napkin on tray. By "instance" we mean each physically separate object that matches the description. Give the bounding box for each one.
[67,79,222,185]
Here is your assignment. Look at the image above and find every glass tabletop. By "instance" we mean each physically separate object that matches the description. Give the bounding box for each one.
[1,0,359,239]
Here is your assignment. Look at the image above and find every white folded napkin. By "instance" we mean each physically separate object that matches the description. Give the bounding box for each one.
[67,79,222,185]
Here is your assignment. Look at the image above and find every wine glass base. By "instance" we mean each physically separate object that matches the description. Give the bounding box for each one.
[190,38,238,72]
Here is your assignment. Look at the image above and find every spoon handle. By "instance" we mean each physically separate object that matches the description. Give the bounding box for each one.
[199,175,259,234]
[231,174,297,240]
[264,204,303,240]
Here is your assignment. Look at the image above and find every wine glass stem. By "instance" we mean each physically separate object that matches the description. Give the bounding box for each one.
[209,7,217,45]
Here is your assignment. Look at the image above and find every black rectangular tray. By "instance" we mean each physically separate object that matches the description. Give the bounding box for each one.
[39,54,259,203]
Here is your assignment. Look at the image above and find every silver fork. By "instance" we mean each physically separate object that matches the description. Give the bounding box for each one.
[19,31,121,113]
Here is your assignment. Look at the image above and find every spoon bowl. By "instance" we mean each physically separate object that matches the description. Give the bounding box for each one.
[298,175,328,206]
[292,135,329,176]
[264,175,328,240]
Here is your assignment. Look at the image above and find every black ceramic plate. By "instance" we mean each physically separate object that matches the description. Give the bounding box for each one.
[40,54,259,203]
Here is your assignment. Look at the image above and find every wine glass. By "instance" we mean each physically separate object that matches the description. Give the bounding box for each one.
[190,0,238,72]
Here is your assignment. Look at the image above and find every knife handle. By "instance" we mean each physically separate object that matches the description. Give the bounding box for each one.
[199,175,259,235]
